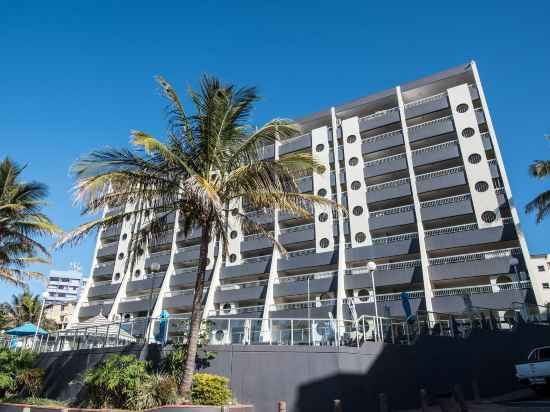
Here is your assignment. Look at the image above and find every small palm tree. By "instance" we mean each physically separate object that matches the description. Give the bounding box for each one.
[526,135,550,223]
[0,158,61,285]
[58,75,332,396]
[2,290,56,330]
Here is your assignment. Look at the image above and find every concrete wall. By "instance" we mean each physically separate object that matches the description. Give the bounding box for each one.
[35,324,550,412]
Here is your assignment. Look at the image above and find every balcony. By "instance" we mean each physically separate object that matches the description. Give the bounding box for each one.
[209,304,265,318]
[346,233,420,262]
[222,255,272,279]
[369,204,416,230]
[425,219,516,251]
[297,175,313,193]
[408,116,454,142]
[365,153,408,178]
[366,178,411,203]
[428,247,522,281]
[416,166,466,194]
[404,91,448,119]
[259,144,275,160]
[274,271,337,298]
[359,107,400,132]
[352,291,424,317]
[244,209,274,225]
[119,294,157,313]
[278,248,337,273]
[176,226,202,242]
[279,223,315,246]
[100,224,122,239]
[170,268,213,288]
[93,263,115,279]
[126,275,164,293]
[79,299,113,318]
[162,289,195,310]
[174,244,201,266]
[96,243,118,260]
[362,130,404,154]
[420,194,472,221]
[279,133,311,155]
[431,281,531,313]
[411,140,460,167]
[145,250,172,269]
[87,282,120,299]
[269,298,337,319]
[345,260,422,289]
[215,280,268,303]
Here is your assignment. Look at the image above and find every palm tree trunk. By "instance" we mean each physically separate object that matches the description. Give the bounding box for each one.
[179,224,211,398]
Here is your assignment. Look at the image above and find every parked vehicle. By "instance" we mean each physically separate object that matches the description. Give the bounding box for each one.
[516,346,550,394]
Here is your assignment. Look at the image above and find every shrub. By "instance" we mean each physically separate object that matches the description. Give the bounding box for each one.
[191,373,232,406]
[0,373,15,398]
[0,348,39,398]
[16,368,44,397]
[83,354,150,409]
[129,373,179,410]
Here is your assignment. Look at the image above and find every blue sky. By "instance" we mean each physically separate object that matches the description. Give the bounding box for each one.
[1,1,549,303]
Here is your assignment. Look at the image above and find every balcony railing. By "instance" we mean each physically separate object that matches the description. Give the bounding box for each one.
[364,152,406,167]
[286,248,316,258]
[369,204,414,218]
[425,222,479,237]
[242,254,271,264]
[362,129,402,145]
[404,91,447,108]
[346,259,421,275]
[408,115,453,132]
[432,281,531,297]
[420,193,471,209]
[416,166,464,181]
[92,280,114,287]
[429,247,521,266]
[372,231,418,244]
[82,299,114,307]
[164,289,195,298]
[367,177,410,192]
[175,267,197,275]
[359,107,399,121]
[220,279,268,291]
[351,290,425,303]
[275,269,337,284]
[210,305,265,316]
[411,139,457,156]
[270,298,336,312]
[279,223,315,235]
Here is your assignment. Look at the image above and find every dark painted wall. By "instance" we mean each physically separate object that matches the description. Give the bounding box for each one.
[35,324,550,412]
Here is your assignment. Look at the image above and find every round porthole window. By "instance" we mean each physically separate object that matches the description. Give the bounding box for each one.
[352,206,363,216]
[481,211,497,223]
[349,157,359,167]
[456,103,469,113]
[316,144,325,152]
[320,238,330,248]
[134,269,141,278]
[462,127,475,138]
[215,329,225,340]
[318,212,329,222]
[351,181,361,190]
[317,188,327,197]
[231,208,239,216]
[229,254,237,263]
[114,272,120,281]
[118,253,125,260]
[125,215,131,221]
[137,248,144,256]
[230,230,238,239]
[347,135,357,144]
[355,232,366,243]
[475,181,489,192]
[468,153,482,164]
[122,233,128,240]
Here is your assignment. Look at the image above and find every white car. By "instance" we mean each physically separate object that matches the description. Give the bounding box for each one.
[516,346,550,394]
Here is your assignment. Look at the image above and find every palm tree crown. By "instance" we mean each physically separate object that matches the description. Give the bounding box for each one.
[1,290,56,330]
[0,158,61,285]
[526,135,550,223]
[59,75,333,396]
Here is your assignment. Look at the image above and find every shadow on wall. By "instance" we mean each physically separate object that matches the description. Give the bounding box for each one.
[294,324,550,412]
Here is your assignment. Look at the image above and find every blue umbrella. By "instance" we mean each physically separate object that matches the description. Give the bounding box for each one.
[6,323,48,337]
[155,310,169,344]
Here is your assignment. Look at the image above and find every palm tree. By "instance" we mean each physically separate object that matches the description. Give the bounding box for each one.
[2,290,56,330]
[526,136,550,222]
[0,158,61,285]
[58,75,332,396]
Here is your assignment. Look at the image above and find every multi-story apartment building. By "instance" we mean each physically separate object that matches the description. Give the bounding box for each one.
[71,61,544,331]
[530,254,550,305]
[45,266,87,305]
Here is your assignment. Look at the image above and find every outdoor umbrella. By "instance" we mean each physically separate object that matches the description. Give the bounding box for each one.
[6,323,48,337]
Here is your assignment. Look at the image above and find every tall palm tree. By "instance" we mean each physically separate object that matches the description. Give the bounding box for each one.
[58,75,332,396]
[2,290,57,330]
[0,158,61,285]
[526,135,550,223]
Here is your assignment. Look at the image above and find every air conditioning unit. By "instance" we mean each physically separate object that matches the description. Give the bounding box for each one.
[122,313,133,322]
[211,329,227,345]
[311,320,332,345]
[221,302,238,315]
[352,288,371,303]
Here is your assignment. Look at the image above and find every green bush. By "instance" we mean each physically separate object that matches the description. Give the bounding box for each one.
[83,354,150,409]
[191,373,232,406]
[129,373,179,410]
[0,349,39,398]
[16,368,44,397]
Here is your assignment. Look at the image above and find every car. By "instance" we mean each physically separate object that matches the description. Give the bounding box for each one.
[516,346,550,394]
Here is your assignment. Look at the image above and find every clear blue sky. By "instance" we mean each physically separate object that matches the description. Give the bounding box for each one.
[1,1,549,303]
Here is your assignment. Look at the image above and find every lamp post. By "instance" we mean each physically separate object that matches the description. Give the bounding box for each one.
[145,262,161,341]
[367,261,379,341]
[32,292,48,350]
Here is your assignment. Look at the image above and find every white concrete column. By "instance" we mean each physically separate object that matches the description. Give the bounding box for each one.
[331,108,347,324]
[396,86,434,313]
[447,83,501,229]
[341,116,372,247]
[470,60,545,307]
[261,140,281,340]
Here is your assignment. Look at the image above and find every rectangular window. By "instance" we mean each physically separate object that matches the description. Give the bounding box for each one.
[538,265,545,272]
[543,283,550,289]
